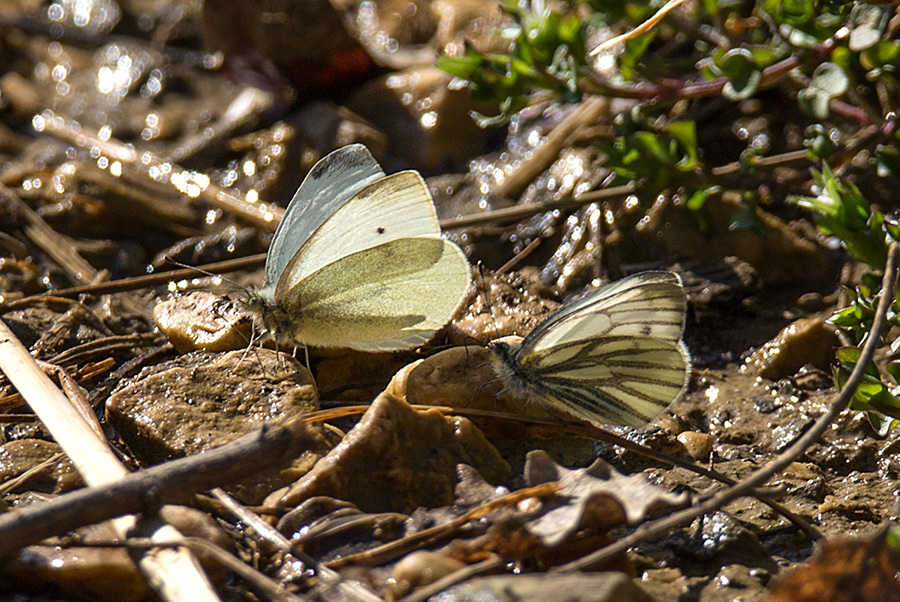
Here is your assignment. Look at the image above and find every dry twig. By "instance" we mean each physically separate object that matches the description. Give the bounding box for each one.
[0,319,222,602]
[557,241,900,572]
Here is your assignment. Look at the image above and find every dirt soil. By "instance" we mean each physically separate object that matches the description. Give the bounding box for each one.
[0,2,898,602]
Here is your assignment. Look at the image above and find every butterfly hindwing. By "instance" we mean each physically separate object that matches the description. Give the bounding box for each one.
[282,237,470,350]
[518,335,690,427]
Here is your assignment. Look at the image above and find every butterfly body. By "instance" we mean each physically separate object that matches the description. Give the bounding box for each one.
[247,144,471,351]
[489,271,691,428]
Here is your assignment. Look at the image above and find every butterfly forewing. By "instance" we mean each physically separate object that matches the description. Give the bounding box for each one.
[522,271,686,354]
[519,336,690,427]
[263,144,385,294]
[274,171,442,301]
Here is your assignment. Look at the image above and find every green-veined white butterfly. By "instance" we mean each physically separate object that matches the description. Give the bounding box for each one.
[246,144,471,350]
[489,271,690,428]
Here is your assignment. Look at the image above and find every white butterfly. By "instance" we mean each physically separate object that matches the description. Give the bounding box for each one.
[489,271,691,428]
[246,144,471,351]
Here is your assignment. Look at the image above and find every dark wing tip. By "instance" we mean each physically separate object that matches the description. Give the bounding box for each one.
[310,144,376,180]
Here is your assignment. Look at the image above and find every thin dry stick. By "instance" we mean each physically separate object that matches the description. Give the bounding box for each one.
[1,184,101,285]
[557,241,900,572]
[0,254,267,308]
[493,96,610,200]
[440,183,635,230]
[496,237,543,275]
[0,319,222,602]
[39,109,284,231]
[590,0,687,56]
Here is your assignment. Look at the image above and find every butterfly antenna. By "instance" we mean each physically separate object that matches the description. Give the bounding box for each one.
[163,256,249,294]
[476,262,503,343]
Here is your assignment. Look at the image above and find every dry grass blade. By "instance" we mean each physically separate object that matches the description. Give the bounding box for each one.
[0,319,222,602]
[491,96,610,200]
[1,183,101,285]
[0,452,65,495]
[36,359,104,439]
[590,0,688,56]
[39,110,284,231]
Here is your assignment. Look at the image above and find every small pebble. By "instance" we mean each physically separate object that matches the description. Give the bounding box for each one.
[676,431,714,460]
[743,317,839,380]
[389,551,466,597]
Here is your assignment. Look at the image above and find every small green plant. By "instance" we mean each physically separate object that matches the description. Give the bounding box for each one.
[596,108,712,207]
[790,166,900,433]
[436,0,900,223]
[436,0,588,126]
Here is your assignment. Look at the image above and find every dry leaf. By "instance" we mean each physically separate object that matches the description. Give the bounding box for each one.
[524,450,690,546]
[764,527,900,602]
[266,393,510,513]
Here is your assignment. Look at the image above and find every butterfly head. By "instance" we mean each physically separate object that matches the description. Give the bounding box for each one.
[487,335,533,398]
[243,287,297,345]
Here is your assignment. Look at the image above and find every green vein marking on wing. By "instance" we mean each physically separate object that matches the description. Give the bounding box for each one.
[518,336,690,427]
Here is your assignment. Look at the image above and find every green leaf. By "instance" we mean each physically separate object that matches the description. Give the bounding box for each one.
[875,144,900,178]
[833,346,900,433]
[860,40,900,72]
[811,62,850,96]
[865,410,899,436]
[798,63,849,119]
[665,121,699,170]
[686,186,720,212]
[804,124,836,160]
[718,49,762,100]
[789,165,888,268]
[632,131,675,166]
[620,32,655,81]
[886,360,900,385]
[849,3,890,53]
[729,201,764,234]
[887,525,900,550]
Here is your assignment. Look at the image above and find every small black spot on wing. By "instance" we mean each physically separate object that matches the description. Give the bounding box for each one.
[377,226,386,234]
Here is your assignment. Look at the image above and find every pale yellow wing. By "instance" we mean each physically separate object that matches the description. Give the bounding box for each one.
[274,171,441,302]
[282,237,470,350]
